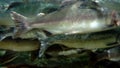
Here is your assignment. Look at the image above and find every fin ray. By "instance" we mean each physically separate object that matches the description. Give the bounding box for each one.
[10,11,30,38]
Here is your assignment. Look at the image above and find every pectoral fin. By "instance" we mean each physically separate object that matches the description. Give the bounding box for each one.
[35,30,53,40]
[42,30,53,37]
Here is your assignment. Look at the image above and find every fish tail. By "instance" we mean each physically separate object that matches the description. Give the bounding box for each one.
[10,11,30,38]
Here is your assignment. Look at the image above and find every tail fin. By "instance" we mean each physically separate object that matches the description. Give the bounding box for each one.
[10,11,30,38]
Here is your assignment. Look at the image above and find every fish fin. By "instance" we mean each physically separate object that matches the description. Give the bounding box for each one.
[42,30,52,37]
[39,40,49,58]
[35,30,52,40]
[10,11,30,38]
[0,35,6,41]
[35,31,48,40]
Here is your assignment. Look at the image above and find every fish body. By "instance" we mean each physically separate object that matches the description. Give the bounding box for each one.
[38,29,120,57]
[0,38,39,51]
[47,29,119,49]
[52,35,116,49]
[11,1,118,39]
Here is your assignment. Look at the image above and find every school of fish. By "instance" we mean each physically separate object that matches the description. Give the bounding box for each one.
[0,0,120,61]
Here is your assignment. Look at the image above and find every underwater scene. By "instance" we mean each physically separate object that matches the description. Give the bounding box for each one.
[0,0,120,68]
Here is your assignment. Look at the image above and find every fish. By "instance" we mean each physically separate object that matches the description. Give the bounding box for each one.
[38,28,120,57]
[0,38,39,52]
[10,0,119,39]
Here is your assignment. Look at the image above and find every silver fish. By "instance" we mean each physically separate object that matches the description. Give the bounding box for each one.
[10,1,119,39]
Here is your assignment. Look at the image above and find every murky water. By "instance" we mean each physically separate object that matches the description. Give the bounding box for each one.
[0,0,120,68]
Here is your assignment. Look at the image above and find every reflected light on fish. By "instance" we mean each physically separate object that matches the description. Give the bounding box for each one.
[90,20,100,28]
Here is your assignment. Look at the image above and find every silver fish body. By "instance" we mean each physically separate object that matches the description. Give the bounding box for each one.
[11,1,118,39]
